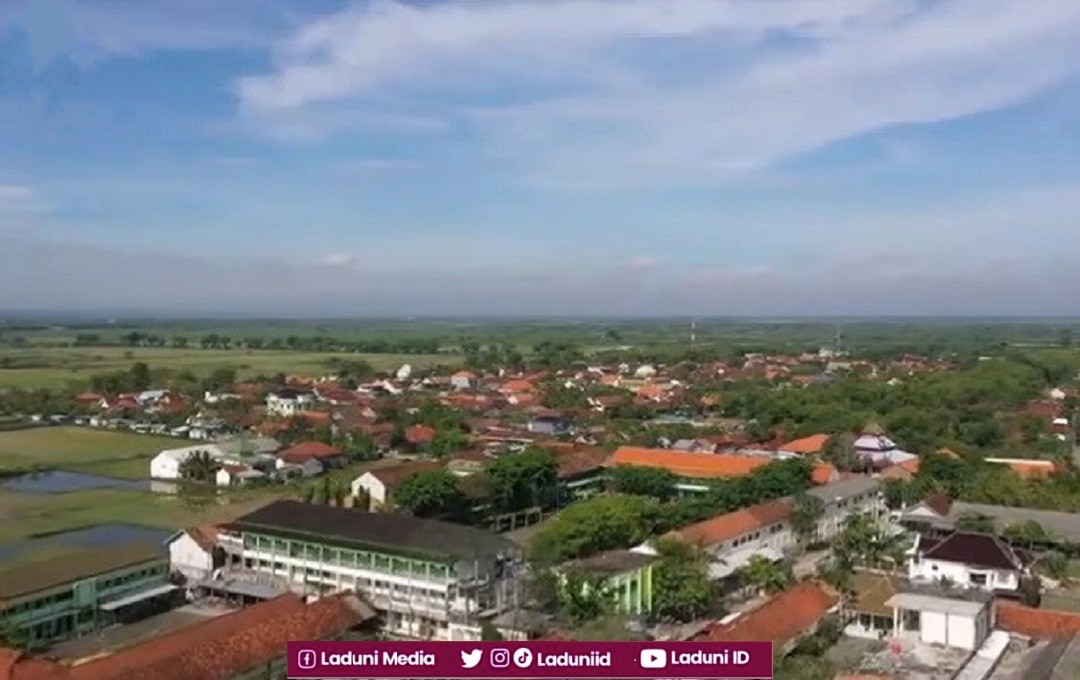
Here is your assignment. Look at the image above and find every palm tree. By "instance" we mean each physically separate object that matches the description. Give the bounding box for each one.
[740,555,794,596]
[179,450,220,483]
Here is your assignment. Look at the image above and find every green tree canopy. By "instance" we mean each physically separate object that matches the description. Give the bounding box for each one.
[394,469,464,518]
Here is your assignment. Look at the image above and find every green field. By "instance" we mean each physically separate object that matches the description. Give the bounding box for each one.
[0,346,458,389]
[0,426,180,476]
[0,425,399,563]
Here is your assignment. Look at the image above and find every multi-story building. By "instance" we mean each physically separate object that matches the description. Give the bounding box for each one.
[806,475,886,541]
[265,388,314,417]
[0,542,175,647]
[216,500,521,640]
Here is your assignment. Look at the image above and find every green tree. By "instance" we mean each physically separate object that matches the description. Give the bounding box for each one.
[739,555,793,595]
[178,450,219,483]
[607,466,677,500]
[833,513,905,571]
[1003,520,1051,548]
[652,538,717,622]
[479,621,504,641]
[530,494,667,565]
[128,361,152,391]
[788,492,826,547]
[955,511,995,533]
[394,469,464,517]
[486,447,559,512]
[558,570,613,625]
[1036,551,1071,582]
[822,433,862,472]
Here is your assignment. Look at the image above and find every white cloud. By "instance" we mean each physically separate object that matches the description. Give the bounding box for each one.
[0,185,35,201]
[235,0,1080,188]
[0,0,291,71]
[318,252,356,267]
[340,158,425,173]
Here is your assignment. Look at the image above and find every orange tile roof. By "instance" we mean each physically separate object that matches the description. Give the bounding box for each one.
[277,441,341,463]
[606,447,770,479]
[673,499,792,545]
[986,458,1058,478]
[996,600,1080,638]
[501,380,535,394]
[553,447,609,479]
[703,581,837,646]
[404,424,436,444]
[183,524,221,552]
[779,434,830,455]
[366,460,443,488]
[811,462,839,485]
[64,594,367,680]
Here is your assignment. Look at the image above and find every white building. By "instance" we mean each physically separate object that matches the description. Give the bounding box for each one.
[166,526,223,582]
[806,476,887,541]
[885,592,992,652]
[908,532,1025,593]
[265,388,314,417]
[150,444,222,480]
[351,461,441,510]
[450,372,474,391]
[645,476,887,581]
[213,500,520,641]
[854,432,919,468]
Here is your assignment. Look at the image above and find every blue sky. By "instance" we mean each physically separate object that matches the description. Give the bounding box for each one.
[2,0,1080,315]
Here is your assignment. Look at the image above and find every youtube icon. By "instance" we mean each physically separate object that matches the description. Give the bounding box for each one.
[639,650,667,669]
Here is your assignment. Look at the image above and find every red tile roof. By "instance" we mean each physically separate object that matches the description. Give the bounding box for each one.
[606,447,770,479]
[277,441,341,464]
[779,434,830,455]
[702,581,837,646]
[672,499,792,546]
[996,600,1080,638]
[404,424,437,445]
[366,460,442,488]
[553,447,609,479]
[811,462,839,485]
[183,524,221,552]
[66,594,365,680]
[501,380,535,394]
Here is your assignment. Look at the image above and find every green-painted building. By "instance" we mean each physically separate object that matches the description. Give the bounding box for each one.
[557,549,656,616]
[0,542,175,647]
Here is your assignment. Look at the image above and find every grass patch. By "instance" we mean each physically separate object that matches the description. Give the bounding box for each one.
[0,347,459,389]
[0,426,179,473]
[0,458,393,550]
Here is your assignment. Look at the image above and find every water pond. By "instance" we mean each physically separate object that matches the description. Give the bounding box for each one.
[0,470,150,493]
[0,522,173,563]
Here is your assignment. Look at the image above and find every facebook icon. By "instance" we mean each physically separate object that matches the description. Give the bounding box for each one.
[297,649,317,670]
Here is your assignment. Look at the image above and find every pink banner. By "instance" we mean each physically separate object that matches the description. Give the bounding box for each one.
[287,641,773,679]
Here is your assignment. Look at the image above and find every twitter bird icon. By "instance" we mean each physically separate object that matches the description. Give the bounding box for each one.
[461,649,483,669]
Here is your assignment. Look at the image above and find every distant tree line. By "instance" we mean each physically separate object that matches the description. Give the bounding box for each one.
[66,332,446,355]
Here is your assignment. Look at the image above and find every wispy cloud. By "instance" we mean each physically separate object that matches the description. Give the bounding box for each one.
[235,0,1080,189]
[340,158,426,173]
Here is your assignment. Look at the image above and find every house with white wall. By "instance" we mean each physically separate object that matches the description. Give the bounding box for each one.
[265,388,314,417]
[885,592,992,652]
[351,460,442,510]
[150,444,223,480]
[166,524,224,582]
[908,532,1025,593]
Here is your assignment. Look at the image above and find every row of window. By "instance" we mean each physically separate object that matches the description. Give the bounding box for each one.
[99,566,165,592]
[242,534,453,579]
[245,559,452,601]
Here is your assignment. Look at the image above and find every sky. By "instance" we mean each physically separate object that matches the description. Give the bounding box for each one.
[2,0,1080,316]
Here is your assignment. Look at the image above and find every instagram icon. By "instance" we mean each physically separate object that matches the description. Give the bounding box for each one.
[297,649,317,670]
